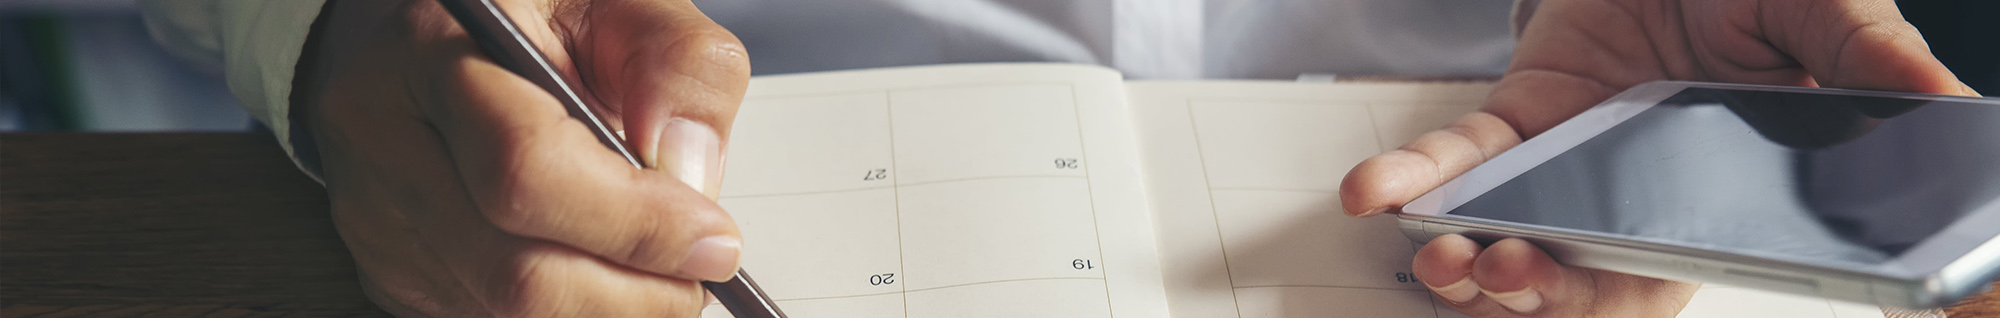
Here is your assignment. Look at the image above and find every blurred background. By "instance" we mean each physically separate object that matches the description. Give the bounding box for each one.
[3,0,247,131]
[1,0,1993,132]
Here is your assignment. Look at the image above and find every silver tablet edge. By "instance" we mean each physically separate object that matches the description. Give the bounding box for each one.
[1397,214,1998,308]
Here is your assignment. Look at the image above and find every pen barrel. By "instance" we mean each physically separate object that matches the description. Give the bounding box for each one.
[704,269,788,318]
[433,0,643,168]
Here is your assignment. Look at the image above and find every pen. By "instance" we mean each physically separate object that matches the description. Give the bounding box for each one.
[431,0,787,317]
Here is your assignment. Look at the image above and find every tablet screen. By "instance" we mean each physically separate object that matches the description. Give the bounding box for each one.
[1446,88,2000,265]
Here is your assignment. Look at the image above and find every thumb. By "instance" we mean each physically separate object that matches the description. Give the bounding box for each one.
[575,0,752,198]
[1757,0,1975,96]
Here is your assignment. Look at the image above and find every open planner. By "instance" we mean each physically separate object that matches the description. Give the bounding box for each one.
[697,64,1890,318]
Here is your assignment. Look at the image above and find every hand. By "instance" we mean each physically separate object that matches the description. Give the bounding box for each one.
[289,0,750,316]
[1341,0,1977,317]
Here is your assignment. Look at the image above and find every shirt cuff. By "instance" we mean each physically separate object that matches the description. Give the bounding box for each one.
[216,0,329,183]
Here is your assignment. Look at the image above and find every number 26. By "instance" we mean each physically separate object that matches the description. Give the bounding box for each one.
[1055,158,1080,169]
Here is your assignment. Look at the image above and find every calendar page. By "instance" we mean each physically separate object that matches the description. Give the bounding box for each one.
[701,64,1170,318]
[1125,81,1888,318]
[697,63,1891,318]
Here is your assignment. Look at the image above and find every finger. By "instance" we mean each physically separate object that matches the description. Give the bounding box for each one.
[486,242,710,317]
[323,54,713,318]
[332,182,491,317]
[1341,111,1521,217]
[1468,238,1697,318]
[1479,70,1627,138]
[335,110,712,316]
[408,180,709,317]
[1414,234,1484,305]
[1470,239,1570,315]
[420,44,744,282]
[1748,0,1973,96]
[1492,0,1675,138]
[566,0,751,197]
[312,77,493,317]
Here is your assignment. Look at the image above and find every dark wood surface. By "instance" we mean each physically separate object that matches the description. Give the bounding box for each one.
[2,133,382,317]
[2,133,1997,317]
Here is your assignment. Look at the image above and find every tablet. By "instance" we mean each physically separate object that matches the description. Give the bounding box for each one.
[1400,81,2000,308]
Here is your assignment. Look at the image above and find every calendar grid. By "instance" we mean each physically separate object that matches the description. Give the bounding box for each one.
[882,83,1112,315]
[720,175,1090,200]
[1231,285,1430,291]
[1174,99,1457,318]
[904,277,1107,294]
[775,290,907,302]
[885,91,911,318]
[881,82,1113,315]
[1068,85,1116,317]
[715,82,1120,317]
[1181,100,1248,318]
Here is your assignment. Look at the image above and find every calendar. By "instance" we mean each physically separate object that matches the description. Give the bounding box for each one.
[699,64,1887,318]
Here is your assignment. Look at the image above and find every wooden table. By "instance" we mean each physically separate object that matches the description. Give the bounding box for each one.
[3,133,1997,317]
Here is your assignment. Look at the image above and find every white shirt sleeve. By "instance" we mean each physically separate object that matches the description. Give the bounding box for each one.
[140,0,328,179]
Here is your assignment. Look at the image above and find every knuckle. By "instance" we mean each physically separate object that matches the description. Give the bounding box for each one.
[431,56,480,105]
[619,213,675,271]
[410,54,494,121]
[652,24,751,79]
[1438,125,1489,159]
[391,1,467,50]
[478,127,561,236]
[665,25,749,66]
[625,21,751,121]
[1406,130,1467,156]
[489,249,567,318]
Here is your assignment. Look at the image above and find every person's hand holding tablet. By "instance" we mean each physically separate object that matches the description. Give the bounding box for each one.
[1340,0,1981,317]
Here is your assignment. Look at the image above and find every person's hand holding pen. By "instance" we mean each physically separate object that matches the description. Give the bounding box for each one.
[1342,0,1979,317]
[289,0,749,316]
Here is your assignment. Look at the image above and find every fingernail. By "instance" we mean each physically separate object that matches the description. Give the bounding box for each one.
[676,236,742,282]
[657,118,723,199]
[1482,287,1544,314]
[1354,207,1387,217]
[1965,83,1984,97]
[1426,277,1480,304]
